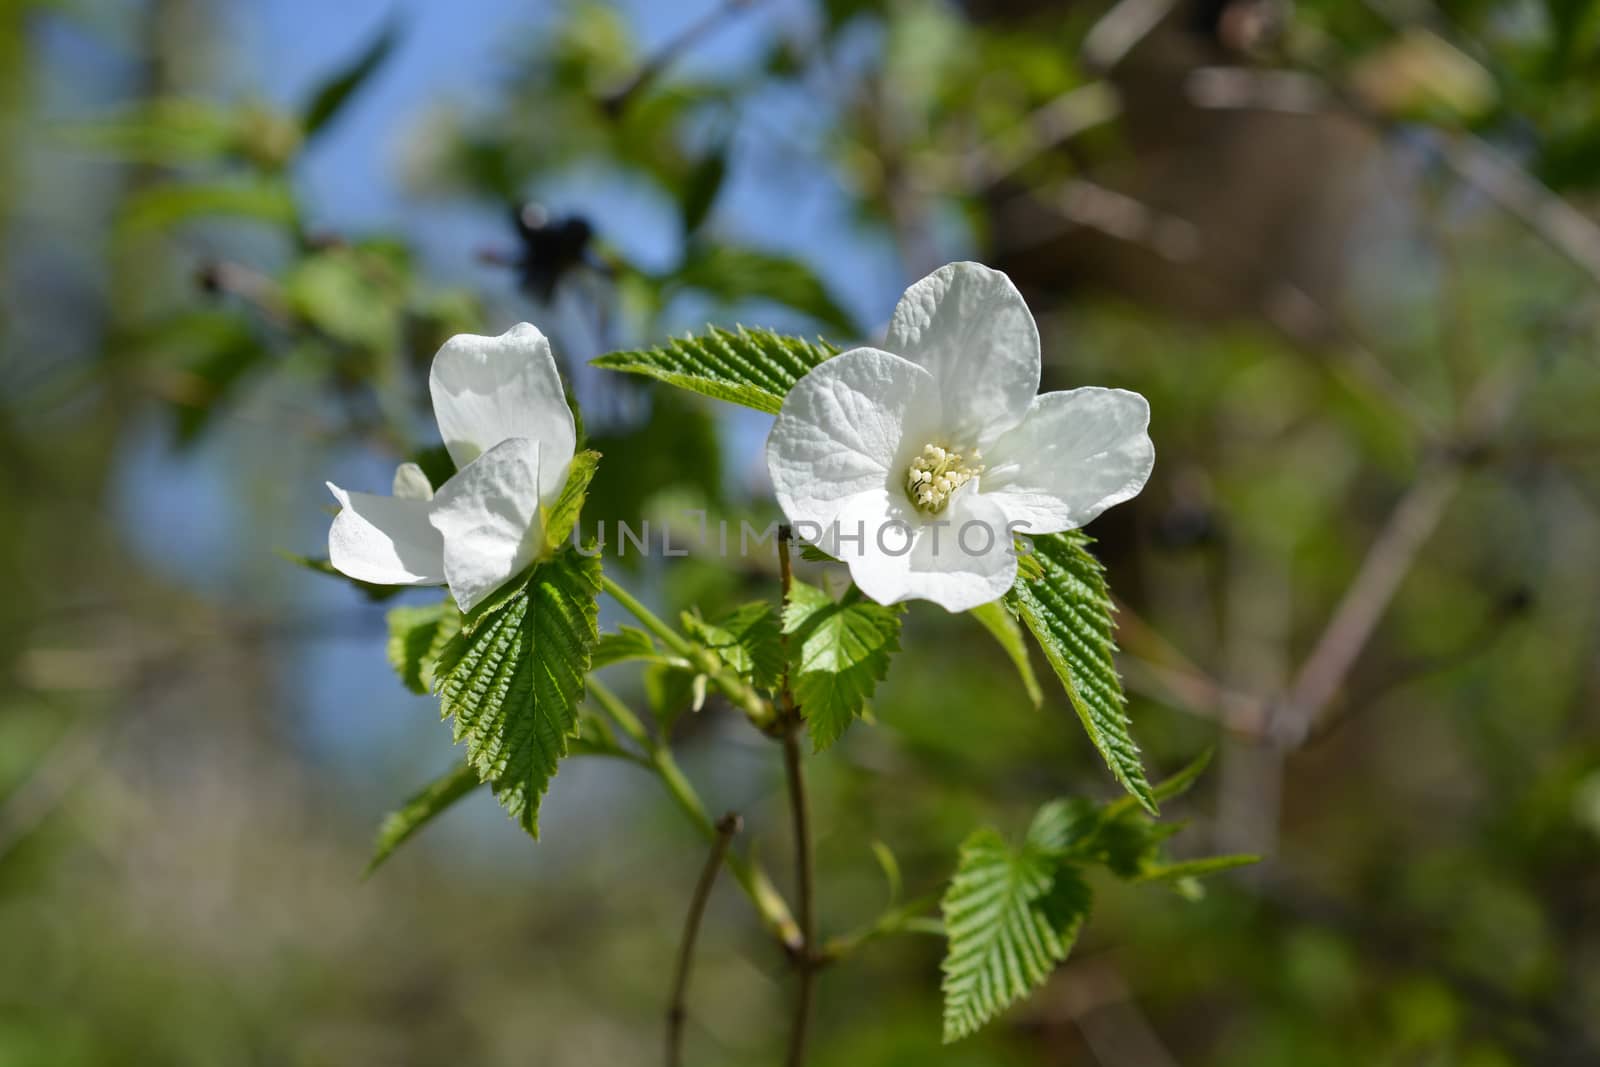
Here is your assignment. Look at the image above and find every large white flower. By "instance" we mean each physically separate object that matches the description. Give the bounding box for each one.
[325,323,576,613]
[766,261,1153,613]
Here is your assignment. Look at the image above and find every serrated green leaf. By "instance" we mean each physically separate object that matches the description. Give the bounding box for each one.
[431,548,601,836]
[941,827,1091,1042]
[365,761,480,876]
[683,601,783,690]
[591,625,660,668]
[969,600,1044,708]
[385,600,462,694]
[1103,747,1214,820]
[783,582,902,752]
[1013,531,1155,814]
[303,18,401,136]
[542,449,600,552]
[591,326,838,414]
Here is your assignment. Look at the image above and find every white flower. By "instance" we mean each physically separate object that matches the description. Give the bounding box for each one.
[766,261,1153,612]
[326,323,576,613]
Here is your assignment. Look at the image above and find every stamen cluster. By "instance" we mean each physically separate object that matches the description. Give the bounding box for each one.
[906,443,983,514]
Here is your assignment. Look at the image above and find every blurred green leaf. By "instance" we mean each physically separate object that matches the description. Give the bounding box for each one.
[431,547,601,836]
[669,245,859,336]
[783,581,902,752]
[592,326,838,415]
[132,308,267,444]
[63,98,239,165]
[679,144,727,235]
[285,246,405,352]
[591,626,660,668]
[366,762,480,876]
[1012,532,1154,814]
[303,18,402,137]
[118,177,297,235]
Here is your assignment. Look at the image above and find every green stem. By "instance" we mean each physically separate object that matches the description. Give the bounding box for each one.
[588,677,801,950]
[599,574,776,730]
[600,574,696,657]
[817,894,944,965]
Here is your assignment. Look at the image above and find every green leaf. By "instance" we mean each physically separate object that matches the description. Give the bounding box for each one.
[644,661,701,731]
[683,601,783,690]
[1103,747,1214,820]
[941,827,1092,1042]
[366,762,480,876]
[431,548,602,836]
[669,245,859,336]
[63,98,239,165]
[284,246,403,352]
[591,626,661,668]
[386,600,462,694]
[303,18,402,136]
[542,449,601,552]
[783,581,902,752]
[968,600,1044,708]
[592,326,838,415]
[679,145,727,235]
[118,177,297,235]
[1012,531,1155,814]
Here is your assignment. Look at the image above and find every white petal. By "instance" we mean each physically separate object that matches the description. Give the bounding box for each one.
[832,487,1017,613]
[429,322,575,509]
[326,483,445,586]
[980,387,1154,534]
[427,438,544,613]
[884,261,1040,447]
[392,461,434,501]
[767,347,941,534]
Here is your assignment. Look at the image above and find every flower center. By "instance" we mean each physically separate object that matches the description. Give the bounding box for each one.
[905,443,983,515]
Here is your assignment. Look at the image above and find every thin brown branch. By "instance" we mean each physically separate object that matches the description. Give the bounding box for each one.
[1271,462,1465,747]
[666,811,742,1067]
[780,726,816,1067]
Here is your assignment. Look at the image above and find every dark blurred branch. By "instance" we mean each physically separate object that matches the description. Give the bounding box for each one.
[1186,65,1600,290]
[1271,461,1464,747]
[961,83,1122,189]
[601,0,760,118]
[666,811,741,1067]
[196,259,293,327]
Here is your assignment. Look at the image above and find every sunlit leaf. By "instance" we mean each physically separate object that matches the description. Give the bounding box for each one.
[431,548,601,836]
[592,326,838,415]
[1012,531,1155,814]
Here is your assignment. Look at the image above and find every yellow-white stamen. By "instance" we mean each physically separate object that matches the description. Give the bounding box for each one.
[904,442,982,514]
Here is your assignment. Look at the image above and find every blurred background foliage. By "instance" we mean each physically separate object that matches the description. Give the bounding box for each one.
[2,0,1599,1063]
